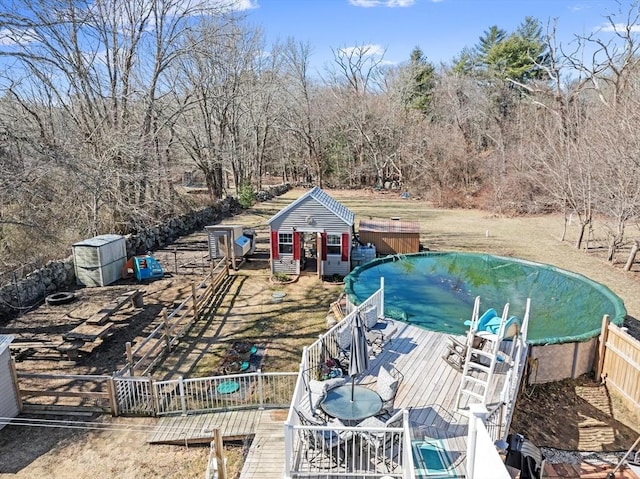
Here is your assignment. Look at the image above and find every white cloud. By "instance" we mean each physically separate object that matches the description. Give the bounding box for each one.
[225,0,259,11]
[339,43,385,57]
[598,22,640,33]
[349,0,415,7]
[0,28,37,47]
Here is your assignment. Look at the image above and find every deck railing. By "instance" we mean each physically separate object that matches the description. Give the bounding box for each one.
[286,408,412,478]
[152,371,298,416]
[284,281,416,478]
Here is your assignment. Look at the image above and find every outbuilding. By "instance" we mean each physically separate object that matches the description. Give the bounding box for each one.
[0,335,20,430]
[268,187,355,279]
[358,218,420,255]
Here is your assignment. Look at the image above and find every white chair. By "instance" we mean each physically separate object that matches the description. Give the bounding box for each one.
[376,365,403,419]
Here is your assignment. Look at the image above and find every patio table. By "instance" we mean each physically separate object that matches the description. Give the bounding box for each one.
[320,384,382,423]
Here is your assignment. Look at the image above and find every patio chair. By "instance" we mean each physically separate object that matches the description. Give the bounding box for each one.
[376,365,404,419]
[334,322,352,366]
[358,408,406,473]
[295,407,348,469]
[303,375,346,420]
[361,307,398,354]
[443,334,487,371]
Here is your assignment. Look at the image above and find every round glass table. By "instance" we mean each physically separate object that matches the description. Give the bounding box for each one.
[320,384,382,422]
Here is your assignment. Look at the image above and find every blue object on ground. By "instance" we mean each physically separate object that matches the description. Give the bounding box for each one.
[412,439,455,477]
[134,255,164,281]
[217,381,240,394]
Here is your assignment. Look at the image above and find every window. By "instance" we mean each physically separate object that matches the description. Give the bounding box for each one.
[279,233,293,254]
[327,234,341,255]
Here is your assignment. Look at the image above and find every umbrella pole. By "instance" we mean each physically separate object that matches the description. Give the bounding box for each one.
[351,376,355,402]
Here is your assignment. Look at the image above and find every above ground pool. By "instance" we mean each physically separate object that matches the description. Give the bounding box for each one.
[344,252,626,346]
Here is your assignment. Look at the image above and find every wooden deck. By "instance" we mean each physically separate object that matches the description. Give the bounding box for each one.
[146,323,507,478]
[241,409,288,479]
[147,409,288,478]
[147,409,263,445]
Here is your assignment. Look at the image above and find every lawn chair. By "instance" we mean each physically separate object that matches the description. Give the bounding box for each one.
[334,321,352,366]
[443,334,486,371]
[294,407,348,469]
[361,307,397,354]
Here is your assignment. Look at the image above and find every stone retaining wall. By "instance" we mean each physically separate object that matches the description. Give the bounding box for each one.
[0,183,291,321]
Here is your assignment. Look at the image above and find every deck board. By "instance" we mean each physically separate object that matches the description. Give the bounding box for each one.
[147,409,261,445]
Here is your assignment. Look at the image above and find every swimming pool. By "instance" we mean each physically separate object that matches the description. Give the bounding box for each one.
[345,252,625,346]
[345,252,627,381]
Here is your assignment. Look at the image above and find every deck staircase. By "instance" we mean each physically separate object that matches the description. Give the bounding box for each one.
[455,298,521,411]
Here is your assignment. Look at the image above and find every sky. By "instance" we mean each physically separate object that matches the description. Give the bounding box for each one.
[242,0,632,71]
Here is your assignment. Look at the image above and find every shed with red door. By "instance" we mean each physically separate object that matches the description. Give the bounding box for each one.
[267,187,355,279]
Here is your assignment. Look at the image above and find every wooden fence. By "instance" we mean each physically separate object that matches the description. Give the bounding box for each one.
[596,315,640,419]
[119,257,229,376]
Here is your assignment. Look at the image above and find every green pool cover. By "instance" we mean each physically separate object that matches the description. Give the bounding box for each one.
[344,252,626,346]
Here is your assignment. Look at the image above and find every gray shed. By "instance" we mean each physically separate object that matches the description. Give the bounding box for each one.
[73,234,127,287]
[268,187,355,278]
[0,335,19,430]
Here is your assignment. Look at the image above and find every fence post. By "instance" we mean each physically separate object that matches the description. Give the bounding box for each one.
[162,309,172,351]
[126,342,134,376]
[466,404,488,479]
[191,283,199,321]
[379,277,385,318]
[179,376,187,415]
[283,422,293,479]
[595,314,610,381]
[214,427,227,479]
[107,376,119,417]
[257,369,264,408]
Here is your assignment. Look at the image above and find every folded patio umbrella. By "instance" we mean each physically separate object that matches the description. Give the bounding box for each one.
[348,311,369,401]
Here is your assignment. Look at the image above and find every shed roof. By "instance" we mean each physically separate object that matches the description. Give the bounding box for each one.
[359,219,420,234]
[268,187,355,226]
[0,335,13,355]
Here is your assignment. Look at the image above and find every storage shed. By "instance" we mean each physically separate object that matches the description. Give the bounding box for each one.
[0,335,19,430]
[73,234,127,287]
[205,225,256,270]
[358,219,420,255]
[268,187,355,279]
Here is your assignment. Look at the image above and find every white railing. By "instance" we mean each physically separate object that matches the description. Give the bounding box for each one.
[304,279,385,378]
[151,371,297,416]
[284,280,417,478]
[287,409,411,478]
[467,299,531,479]
[467,405,512,479]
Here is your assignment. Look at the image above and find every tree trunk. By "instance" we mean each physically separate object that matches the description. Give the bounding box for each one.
[623,239,639,271]
[575,220,588,250]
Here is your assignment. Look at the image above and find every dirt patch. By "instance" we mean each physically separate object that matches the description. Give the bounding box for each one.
[511,375,639,452]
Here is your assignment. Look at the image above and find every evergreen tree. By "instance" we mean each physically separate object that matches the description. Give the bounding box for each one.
[405,47,436,113]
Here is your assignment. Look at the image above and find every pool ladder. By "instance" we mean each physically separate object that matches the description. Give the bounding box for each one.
[455,299,511,411]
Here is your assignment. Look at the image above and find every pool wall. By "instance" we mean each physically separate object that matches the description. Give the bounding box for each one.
[529,339,597,383]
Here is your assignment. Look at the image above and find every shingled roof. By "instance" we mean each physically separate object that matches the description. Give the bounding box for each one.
[268,186,355,226]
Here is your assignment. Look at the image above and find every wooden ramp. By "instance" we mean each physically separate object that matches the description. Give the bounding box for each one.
[147,410,262,445]
[240,409,287,479]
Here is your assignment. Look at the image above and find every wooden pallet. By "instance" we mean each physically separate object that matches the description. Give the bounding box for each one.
[63,322,114,342]
[86,289,144,325]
